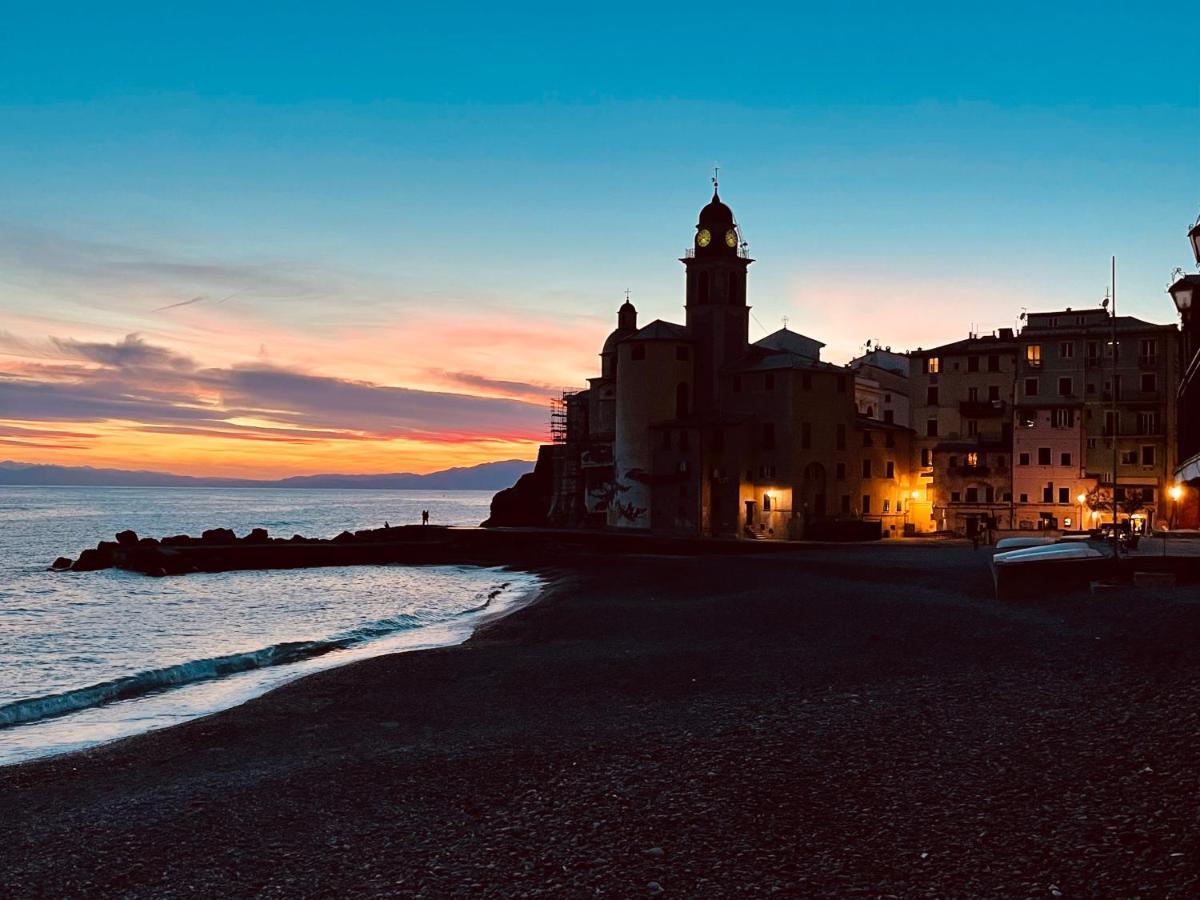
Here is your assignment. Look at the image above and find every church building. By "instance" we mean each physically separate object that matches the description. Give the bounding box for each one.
[548,187,918,540]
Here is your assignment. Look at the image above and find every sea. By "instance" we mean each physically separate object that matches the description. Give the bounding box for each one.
[0,486,541,766]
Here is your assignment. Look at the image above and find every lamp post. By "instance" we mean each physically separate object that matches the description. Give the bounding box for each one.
[1169,483,1183,528]
[1076,492,1087,535]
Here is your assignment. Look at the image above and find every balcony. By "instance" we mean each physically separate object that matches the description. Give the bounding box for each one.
[959,400,1007,418]
[949,465,991,477]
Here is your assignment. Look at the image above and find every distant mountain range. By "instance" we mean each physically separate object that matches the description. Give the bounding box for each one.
[0,459,534,490]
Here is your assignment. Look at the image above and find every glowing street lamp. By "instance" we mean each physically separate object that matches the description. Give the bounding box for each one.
[1169,483,1183,528]
[1076,493,1087,533]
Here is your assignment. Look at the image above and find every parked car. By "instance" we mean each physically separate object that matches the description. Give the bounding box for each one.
[1093,522,1140,550]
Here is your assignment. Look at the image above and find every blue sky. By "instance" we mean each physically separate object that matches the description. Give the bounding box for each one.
[0,2,1196,474]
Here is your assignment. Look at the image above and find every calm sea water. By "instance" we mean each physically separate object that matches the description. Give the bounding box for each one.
[0,486,540,766]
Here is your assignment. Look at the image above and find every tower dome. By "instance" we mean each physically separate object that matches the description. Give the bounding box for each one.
[693,187,739,257]
[600,298,638,378]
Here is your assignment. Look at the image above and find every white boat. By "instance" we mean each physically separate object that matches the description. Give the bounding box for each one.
[991,542,1111,601]
[994,536,1054,551]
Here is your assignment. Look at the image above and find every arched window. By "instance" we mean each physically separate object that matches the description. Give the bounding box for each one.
[675,382,690,418]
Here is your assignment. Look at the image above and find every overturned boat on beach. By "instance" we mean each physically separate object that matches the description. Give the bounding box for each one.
[991,541,1112,601]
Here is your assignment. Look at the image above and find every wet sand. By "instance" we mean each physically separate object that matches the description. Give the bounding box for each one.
[2,544,1199,897]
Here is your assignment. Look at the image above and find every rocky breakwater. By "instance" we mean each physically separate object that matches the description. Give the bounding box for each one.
[50,524,487,577]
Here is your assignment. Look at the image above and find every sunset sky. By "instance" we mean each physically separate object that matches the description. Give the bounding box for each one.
[1,3,1196,477]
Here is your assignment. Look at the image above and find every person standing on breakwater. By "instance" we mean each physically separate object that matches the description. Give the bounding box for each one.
[422,510,429,526]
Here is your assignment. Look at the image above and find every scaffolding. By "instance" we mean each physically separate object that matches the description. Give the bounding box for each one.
[549,390,571,444]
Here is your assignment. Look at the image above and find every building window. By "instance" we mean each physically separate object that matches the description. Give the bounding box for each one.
[966,451,979,467]
[862,459,872,478]
[675,345,690,361]
[631,344,645,361]
[1060,452,1071,466]
[1058,487,1070,504]
[1137,411,1158,435]
[1019,493,1029,503]
[988,354,1000,372]
[801,421,812,450]
[1141,372,1156,393]
[968,355,979,372]
[1038,447,1052,465]
[1042,483,1054,503]
[926,385,939,405]
[1087,340,1100,360]
[926,418,938,437]
[1059,341,1074,359]
[1058,377,1073,397]
[885,461,895,479]
[951,491,961,502]
[1052,409,1073,428]
[966,487,978,503]
[1121,449,1138,465]
[967,420,978,436]
[862,495,871,514]
[1140,338,1157,363]
[836,423,846,450]
[884,409,894,424]
[1025,378,1039,397]
[987,385,1000,402]
[1141,445,1156,466]
[1026,345,1042,368]
[926,357,940,374]
[863,430,874,447]
[968,386,979,402]
[675,382,690,417]
[1019,452,1030,465]
[762,422,776,450]
[762,493,771,512]
[836,462,846,480]
[986,486,995,503]
[921,448,931,467]
[882,499,890,513]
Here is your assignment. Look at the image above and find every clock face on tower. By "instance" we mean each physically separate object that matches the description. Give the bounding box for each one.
[696,228,711,248]
[725,229,737,248]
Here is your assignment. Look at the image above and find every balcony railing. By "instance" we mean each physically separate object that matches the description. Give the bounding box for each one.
[959,400,1007,418]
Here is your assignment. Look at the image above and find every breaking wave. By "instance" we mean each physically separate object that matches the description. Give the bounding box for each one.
[0,583,511,730]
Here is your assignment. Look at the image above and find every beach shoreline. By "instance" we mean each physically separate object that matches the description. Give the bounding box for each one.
[3,544,1200,896]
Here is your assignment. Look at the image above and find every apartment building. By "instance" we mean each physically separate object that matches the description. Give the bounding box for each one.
[1015,308,1178,532]
[909,330,1018,536]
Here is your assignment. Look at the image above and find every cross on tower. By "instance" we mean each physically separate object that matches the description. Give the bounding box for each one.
[624,288,632,303]
[712,165,719,192]
[781,315,790,330]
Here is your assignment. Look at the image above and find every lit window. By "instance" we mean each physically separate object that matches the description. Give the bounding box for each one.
[966,452,979,467]
[1026,345,1042,367]
[927,357,940,374]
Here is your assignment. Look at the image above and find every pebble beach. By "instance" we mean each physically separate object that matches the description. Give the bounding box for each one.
[1,543,1198,897]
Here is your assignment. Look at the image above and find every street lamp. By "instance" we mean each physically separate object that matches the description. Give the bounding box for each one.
[1189,214,1200,266]
[1169,483,1183,528]
[1076,493,1087,534]
[1169,270,1199,319]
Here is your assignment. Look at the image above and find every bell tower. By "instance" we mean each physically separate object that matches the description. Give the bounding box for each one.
[682,182,753,412]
